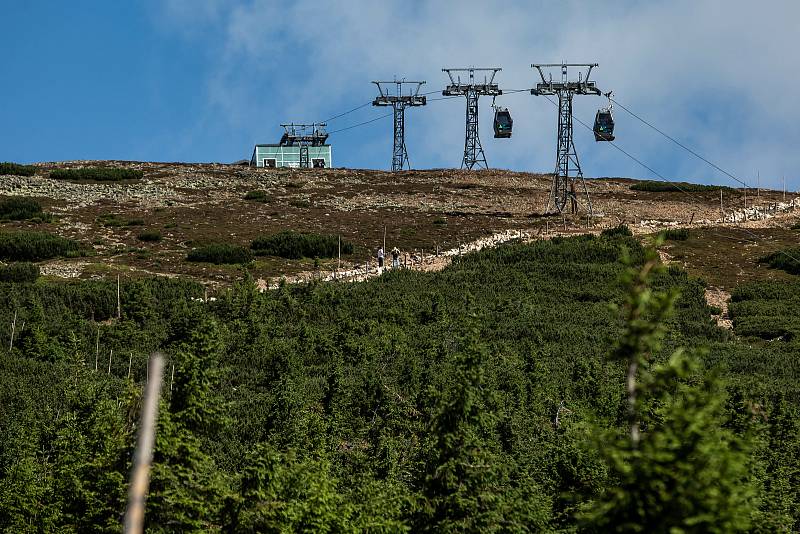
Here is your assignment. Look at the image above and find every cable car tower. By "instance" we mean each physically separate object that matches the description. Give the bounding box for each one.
[279,123,329,168]
[531,63,606,214]
[443,67,502,170]
[372,79,427,171]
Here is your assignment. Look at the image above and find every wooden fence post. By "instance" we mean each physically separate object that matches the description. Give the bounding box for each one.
[9,310,16,351]
[744,188,747,218]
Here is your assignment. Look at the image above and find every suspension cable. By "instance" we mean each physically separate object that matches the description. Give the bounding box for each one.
[610,96,750,189]
[320,101,373,123]
[317,87,531,126]
[541,94,800,264]
[326,112,394,134]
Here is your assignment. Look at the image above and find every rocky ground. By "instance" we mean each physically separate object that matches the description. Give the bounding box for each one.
[1,160,798,291]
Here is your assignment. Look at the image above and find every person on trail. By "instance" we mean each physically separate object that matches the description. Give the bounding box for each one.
[377,247,385,268]
[391,247,400,268]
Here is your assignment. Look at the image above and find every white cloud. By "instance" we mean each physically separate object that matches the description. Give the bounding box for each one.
[156,0,800,189]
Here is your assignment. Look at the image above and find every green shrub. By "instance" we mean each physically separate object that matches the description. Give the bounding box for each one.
[244,190,269,202]
[251,231,352,259]
[0,262,39,282]
[791,221,800,230]
[50,167,143,182]
[729,279,800,341]
[662,228,690,241]
[289,200,311,208]
[759,247,800,275]
[630,181,730,193]
[137,230,162,243]
[187,244,253,264]
[433,217,447,226]
[0,197,46,221]
[0,231,87,261]
[601,224,633,238]
[0,162,36,177]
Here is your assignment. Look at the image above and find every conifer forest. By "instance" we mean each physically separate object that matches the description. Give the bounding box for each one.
[1,230,799,532]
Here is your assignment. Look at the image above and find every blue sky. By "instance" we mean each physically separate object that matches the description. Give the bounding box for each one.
[1,0,798,190]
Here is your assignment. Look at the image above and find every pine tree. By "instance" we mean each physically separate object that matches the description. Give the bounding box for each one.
[415,321,511,533]
[145,318,231,531]
[580,246,756,533]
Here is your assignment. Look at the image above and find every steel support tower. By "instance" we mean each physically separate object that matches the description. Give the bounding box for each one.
[443,68,502,170]
[372,80,426,171]
[279,123,329,168]
[531,63,604,214]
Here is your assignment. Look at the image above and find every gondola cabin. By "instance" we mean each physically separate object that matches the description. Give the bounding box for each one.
[593,109,615,141]
[493,108,513,139]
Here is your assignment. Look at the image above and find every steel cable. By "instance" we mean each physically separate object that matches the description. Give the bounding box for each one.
[540,94,800,264]
[610,96,750,189]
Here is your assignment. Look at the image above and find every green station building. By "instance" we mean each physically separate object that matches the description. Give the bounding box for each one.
[250,124,332,168]
[250,144,332,168]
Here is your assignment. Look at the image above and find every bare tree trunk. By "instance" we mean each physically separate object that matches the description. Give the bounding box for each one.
[124,353,164,534]
[9,310,16,352]
[627,359,639,447]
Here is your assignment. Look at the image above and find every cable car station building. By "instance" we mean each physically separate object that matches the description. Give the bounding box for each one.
[250,123,332,168]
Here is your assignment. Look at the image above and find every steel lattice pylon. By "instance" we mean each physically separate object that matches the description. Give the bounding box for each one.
[551,92,590,213]
[443,68,501,170]
[464,89,485,170]
[373,80,426,171]
[392,103,408,171]
[532,63,606,214]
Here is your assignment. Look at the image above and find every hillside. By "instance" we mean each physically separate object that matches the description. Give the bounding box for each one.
[1,161,798,289]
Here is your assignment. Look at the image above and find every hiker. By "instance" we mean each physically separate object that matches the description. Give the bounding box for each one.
[391,247,400,268]
[377,247,384,268]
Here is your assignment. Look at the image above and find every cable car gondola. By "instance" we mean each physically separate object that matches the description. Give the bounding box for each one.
[493,107,513,139]
[593,109,615,141]
[593,92,615,142]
